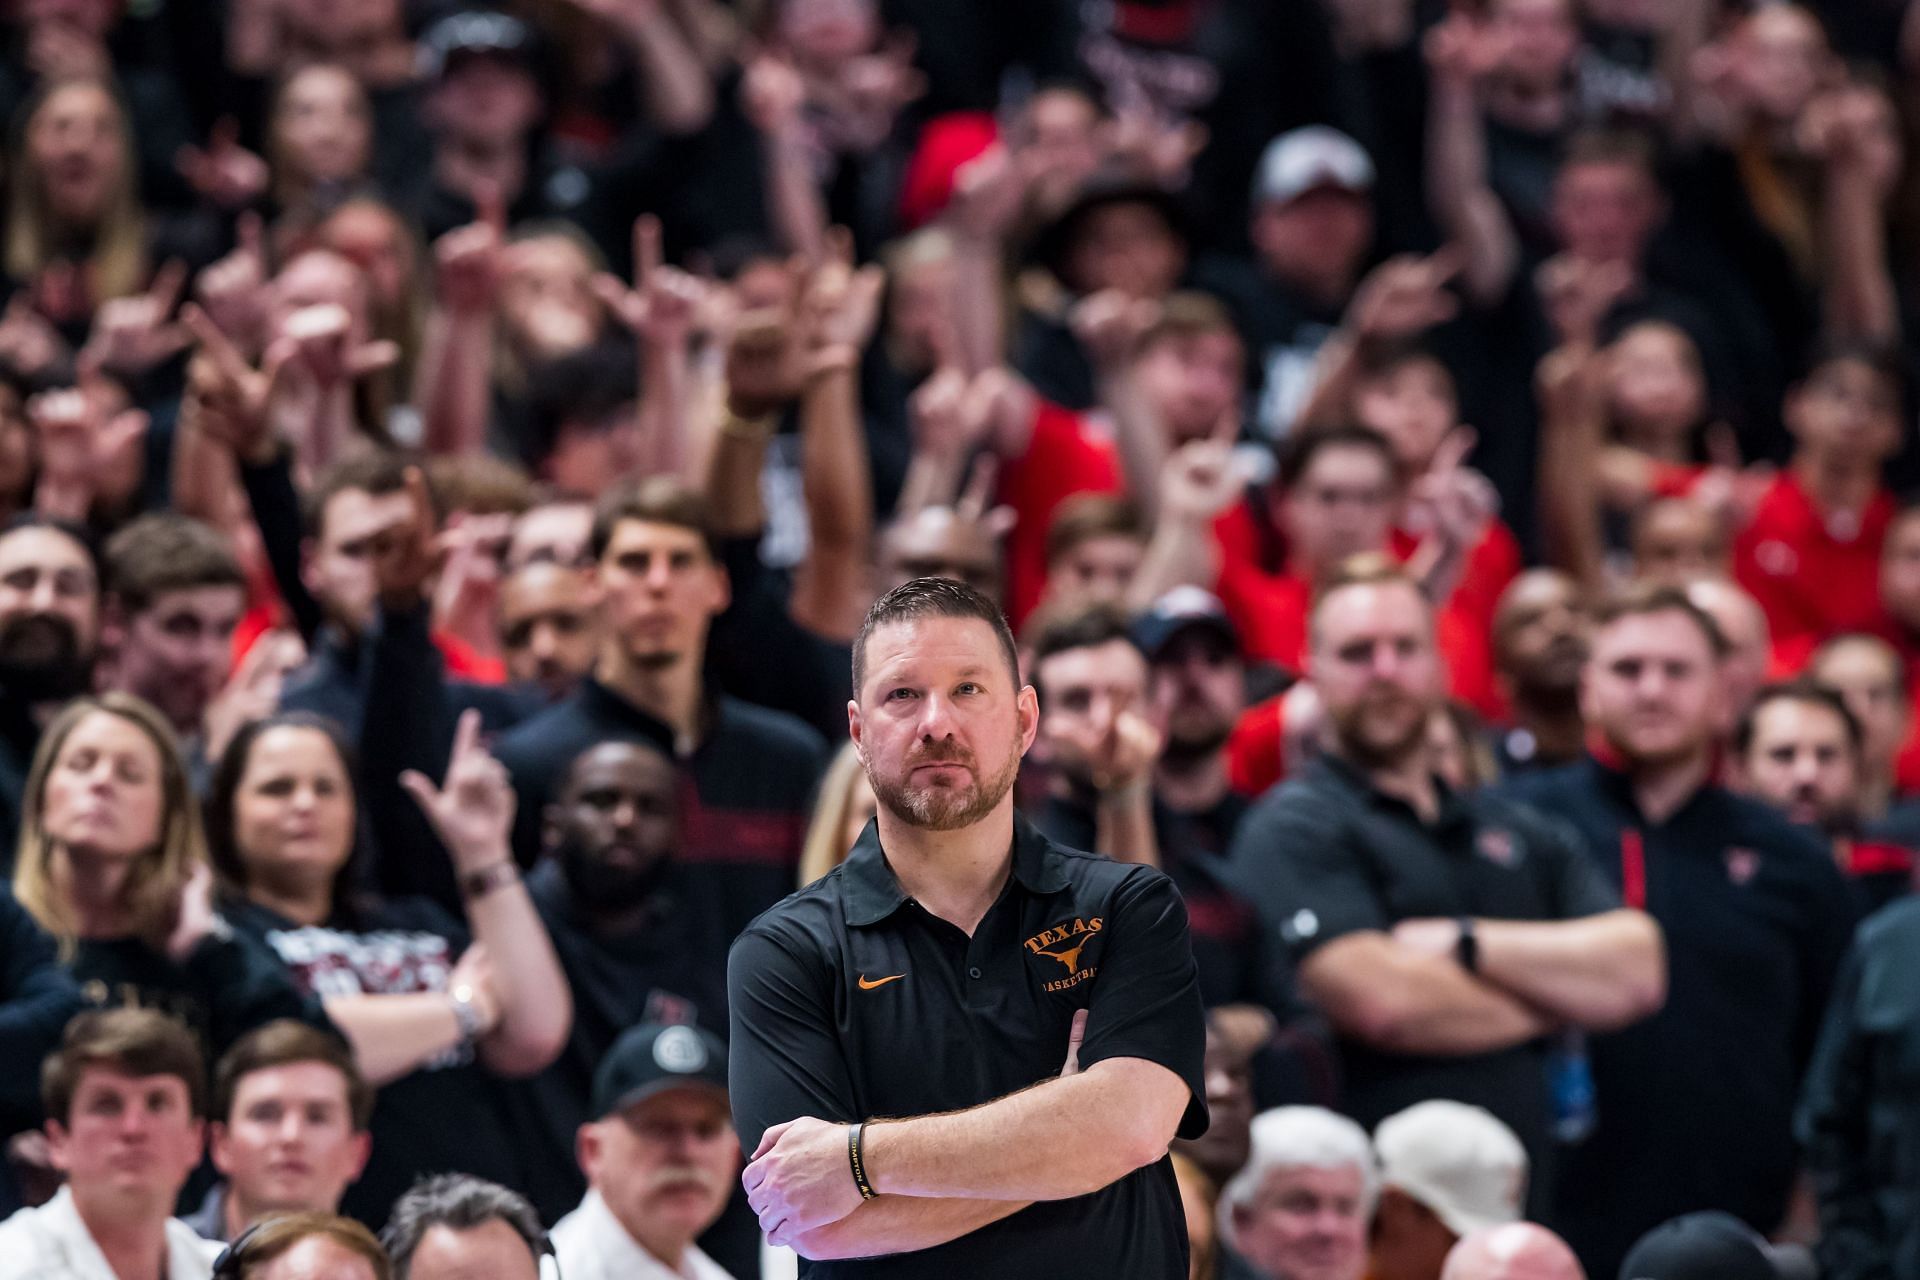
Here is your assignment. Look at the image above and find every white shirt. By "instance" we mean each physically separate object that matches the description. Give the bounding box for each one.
[551,1189,735,1280]
[0,1187,221,1280]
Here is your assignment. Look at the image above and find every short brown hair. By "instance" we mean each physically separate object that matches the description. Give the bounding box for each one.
[590,476,716,561]
[104,514,245,616]
[43,1008,206,1125]
[1044,495,1147,569]
[1142,291,1238,351]
[854,577,1019,699]
[1026,602,1137,703]
[1594,581,1729,657]
[1307,553,1428,648]
[1735,681,1863,760]
[1561,128,1659,177]
[221,1212,391,1280]
[213,1019,372,1131]
[426,454,534,519]
[303,451,428,540]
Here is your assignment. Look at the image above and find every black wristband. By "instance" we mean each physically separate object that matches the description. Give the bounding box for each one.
[848,1120,877,1201]
[1456,916,1479,974]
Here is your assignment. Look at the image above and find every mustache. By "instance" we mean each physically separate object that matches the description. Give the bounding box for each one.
[647,1165,721,1196]
[908,743,975,767]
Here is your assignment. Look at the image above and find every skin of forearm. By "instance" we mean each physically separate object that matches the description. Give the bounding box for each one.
[864,1061,1185,1201]
[414,309,495,456]
[1304,937,1554,1056]
[1822,173,1898,342]
[639,342,692,478]
[947,237,1007,377]
[1127,512,1218,611]
[792,367,873,639]
[790,1196,1032,1260]
[765,133,829,263]
[322,994,464,1086]
[623,10,715,134]
[1097,369,1171,519]
[1473,911,1666,1031]
[464,877,572,1076]
[1093,789,1159,868]
[704,425,772,536]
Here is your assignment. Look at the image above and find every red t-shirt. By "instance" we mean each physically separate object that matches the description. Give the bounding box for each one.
[998,400,1123,631]
[1734,472,1894,667]
[1227,693,1287,798]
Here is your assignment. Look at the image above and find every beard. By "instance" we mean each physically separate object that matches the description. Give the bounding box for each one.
[0,613,89,700]
[868,738,1021,832]
[556,838,669,914]
[1329,688,1430,769]
[1162,717,1232,766]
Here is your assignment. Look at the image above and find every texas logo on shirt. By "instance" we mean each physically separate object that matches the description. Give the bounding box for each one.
[1024,916,1104,993]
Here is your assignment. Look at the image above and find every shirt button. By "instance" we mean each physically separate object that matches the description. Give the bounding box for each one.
[968,966,983,980]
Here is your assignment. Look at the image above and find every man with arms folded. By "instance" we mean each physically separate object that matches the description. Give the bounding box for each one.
[728,577,1208,1275]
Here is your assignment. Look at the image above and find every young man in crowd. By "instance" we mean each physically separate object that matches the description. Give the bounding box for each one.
[1503,584,1855,1276]
[552,1022,738,1280]
[99,513,248,767]
[1225,557,1663,1189]
[1734,682,1915,914]
[0,1009,222,1279]
[380,1176,547,1280]
[1488,569,1590,772]
[495,559,602,704]
[191,1020,374,1244]
[491,479,827,916]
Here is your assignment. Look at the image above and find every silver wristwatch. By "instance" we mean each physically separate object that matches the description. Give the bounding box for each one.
[449,984,484,1046]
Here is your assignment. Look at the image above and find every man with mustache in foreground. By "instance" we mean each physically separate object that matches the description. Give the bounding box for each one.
[553,1022,739,1280]
[1223,556,1664,1207]
[728,577,1209,1276]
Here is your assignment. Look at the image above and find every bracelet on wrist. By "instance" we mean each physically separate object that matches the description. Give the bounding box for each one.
[459,860,520,902]
[719,405,779,440]
[847,1120,877,1201]
[449,984,485,1046]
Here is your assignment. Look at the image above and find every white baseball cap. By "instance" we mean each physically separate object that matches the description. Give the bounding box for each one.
[1253,125,1375,205]
[1375,1100,1528,1238]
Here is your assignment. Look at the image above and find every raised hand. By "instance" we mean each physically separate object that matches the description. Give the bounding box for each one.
[1423,12,1509,89]
[370,466,439,609]
[0,293,68,380]
[432,510,516,642]
[1101,104,1206,189]
[946,144,1028,243]
[400,708,518,872]
[195,213,272,358]
[163,863,219,964]
[204,629,307,763]
[79,261,191,379]
[281,302,400,390]
[1160,418,1250,523]
[1346,250,1462,346]
[1070,290,1161,375]
[741,45,808,139]
[595,213,709,355]
[801,227,885,375]
[27,380,148,520]
[1535,254,1632,350]
[181,303,296,464]
[433,186,507,316]
[176,119,270,210]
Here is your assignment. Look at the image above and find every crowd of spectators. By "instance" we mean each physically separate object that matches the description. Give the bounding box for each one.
[1,0,1920,1275]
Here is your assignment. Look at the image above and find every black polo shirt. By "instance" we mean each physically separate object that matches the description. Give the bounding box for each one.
[1501,758,1855,1279]
[1223,755,1620,1177]
[727,815,1208,1279]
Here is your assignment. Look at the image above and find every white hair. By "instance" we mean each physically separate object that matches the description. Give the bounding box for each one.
[1218,1106,1379,1248]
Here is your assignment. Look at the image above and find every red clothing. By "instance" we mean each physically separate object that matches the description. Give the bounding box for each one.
[998,400,1123,631]
[1734,472,1894,668]
[1227,693,1287,797]
[1647,460,1710,499]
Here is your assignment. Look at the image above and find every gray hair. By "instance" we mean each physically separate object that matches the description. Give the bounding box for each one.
[1219,1107,1379,1245]
[381,1174,546,1279]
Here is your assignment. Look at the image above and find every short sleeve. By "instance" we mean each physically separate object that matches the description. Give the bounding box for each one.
[1075,870,1209,1140]
[1526,810,1624,920]
[1224,790,1388,959]
[726,925,859,1153]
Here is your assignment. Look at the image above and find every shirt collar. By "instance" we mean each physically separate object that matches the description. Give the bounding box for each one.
[840,812,1071,927]
[579,678,679,756]
[1310,753,1470,827]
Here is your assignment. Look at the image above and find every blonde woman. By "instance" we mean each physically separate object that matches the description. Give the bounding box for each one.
[796,741,875,887]
[5,80,149,329]
[10,693,314,1058]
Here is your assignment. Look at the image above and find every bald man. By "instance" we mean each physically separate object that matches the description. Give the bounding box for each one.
[1683,578,1771,735]
[1440,1223,1584,1280]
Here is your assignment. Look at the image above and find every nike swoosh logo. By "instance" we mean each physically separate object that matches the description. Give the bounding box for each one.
[857,973,906,990]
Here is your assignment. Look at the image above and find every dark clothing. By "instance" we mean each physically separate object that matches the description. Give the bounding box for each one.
[1190,255,1342,442]
[0,892,80,1153]
[493,680,827,942]
[1799,897,1920,1280]
[707,535,856,746]
[70,929,319,1062]
[1502,758,1855,1278]
[1032,792,1338,1109]
[728,815,1208,1278]
[1223,754,1620,1181]
[225,896,524,1228]
[502,861,733,1221]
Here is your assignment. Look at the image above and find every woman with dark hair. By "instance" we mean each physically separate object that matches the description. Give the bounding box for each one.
[206,707,570,1220]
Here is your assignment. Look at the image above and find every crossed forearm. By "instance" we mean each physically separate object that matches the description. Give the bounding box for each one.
[790,1195,1031,1260]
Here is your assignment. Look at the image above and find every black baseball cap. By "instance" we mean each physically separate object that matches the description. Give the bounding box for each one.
[1131,587,1239,662]
[1618,1212,1814,1280]
[591,1022,729,1119]
[417,9,542,81]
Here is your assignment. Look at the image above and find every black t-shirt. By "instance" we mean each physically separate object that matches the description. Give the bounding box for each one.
[707,535,856,746]
[71,928,319,1062]
[1224,754,1620,1175]
[1501,759,1856,1278]
[728,815,1208,1278]
[493,681,828,943]
[225,896,523,1228]
[1191,254,1342,442]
